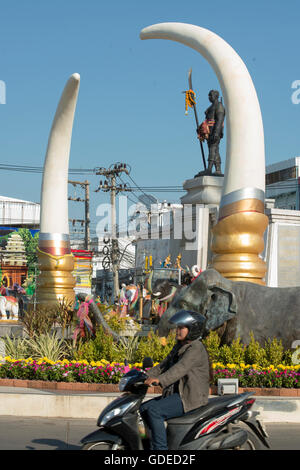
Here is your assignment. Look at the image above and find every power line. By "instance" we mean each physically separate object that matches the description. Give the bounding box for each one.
[0,163,95,174]
[116,175,141,205]
[1,161,300,189]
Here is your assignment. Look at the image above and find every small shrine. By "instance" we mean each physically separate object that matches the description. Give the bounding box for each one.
[0,232,28,288]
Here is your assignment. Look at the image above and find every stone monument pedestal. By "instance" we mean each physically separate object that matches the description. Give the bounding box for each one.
[180,175,224,271]
[181,175,224,207]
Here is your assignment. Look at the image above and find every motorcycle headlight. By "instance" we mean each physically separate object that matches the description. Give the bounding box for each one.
[100,407,122,426]
[99,401,135,426]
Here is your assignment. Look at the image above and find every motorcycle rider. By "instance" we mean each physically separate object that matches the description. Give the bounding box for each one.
[140,310,212,450]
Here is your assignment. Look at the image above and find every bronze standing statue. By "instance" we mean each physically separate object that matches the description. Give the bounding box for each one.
[196,90,225,176]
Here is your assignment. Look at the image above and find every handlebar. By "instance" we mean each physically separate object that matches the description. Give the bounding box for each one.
[134,380,160,387]
[146,381,160,387]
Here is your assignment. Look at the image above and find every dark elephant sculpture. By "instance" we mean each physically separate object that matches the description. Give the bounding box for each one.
[151,279,185,302]
[150,279,188,319]
[158,268,300,349]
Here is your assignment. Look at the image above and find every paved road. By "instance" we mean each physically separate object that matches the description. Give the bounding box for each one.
[0,417,299,450]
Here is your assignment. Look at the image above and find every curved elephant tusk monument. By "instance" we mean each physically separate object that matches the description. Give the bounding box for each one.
[140,22,268,284]
[36,73,80,304]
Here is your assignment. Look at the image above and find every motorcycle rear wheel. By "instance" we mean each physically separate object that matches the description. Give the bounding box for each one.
[232,424,266,450]
[81,441,126,450]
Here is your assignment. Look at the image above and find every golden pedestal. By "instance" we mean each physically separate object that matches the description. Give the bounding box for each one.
[35,250,76,305]
[211,211,269,285]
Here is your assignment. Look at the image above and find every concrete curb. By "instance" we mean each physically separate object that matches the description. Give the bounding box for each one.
[1,379,299,397]
[0,386,300,423]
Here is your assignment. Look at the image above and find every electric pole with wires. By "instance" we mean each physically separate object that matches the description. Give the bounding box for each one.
[68,180,91,250]
[95,163,132,300]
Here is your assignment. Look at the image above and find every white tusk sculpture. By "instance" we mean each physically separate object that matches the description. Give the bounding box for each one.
[36,73,80,304]
[140,23,268,284]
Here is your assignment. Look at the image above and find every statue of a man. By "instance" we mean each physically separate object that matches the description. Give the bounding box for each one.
[196,90,225,176]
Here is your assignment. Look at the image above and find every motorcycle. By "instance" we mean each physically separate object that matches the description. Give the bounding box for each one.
[81,360,270,451]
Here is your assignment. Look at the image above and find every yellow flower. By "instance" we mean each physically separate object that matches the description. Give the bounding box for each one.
[212,362,225,369]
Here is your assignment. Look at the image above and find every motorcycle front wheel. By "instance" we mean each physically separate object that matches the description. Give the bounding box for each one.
[81,441,126,450]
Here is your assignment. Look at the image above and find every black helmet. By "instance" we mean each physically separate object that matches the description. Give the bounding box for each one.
[169,310,207,341]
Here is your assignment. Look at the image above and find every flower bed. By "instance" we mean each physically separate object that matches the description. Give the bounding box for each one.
[213,362,300,388]
[0,357,143,384]
[1,357,300,389]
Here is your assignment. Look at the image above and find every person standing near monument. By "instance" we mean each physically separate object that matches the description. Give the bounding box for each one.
[197,90,225,175]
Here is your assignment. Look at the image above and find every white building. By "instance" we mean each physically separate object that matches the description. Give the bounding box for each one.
[266,157,300,210]
[0,196,40,227]
[134,201,185,270]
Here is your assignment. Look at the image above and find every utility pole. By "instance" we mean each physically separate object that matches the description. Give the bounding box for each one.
[84,180,90,250]
[110,172,118,300]
[95,163,131,300]
[68,180,90,250]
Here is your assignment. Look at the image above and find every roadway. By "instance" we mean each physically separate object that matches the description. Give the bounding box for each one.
[0,416,299,450]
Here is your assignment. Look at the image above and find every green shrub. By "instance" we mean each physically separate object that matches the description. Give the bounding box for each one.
[3,335,30,359]
[112,335,141,364]
[244,332,267,366]
[228,337,245,363]
[105,314,125,333]
[218,338,245,365]
[73,326,123,363]
[203,330,293,368]
[22,304,57,338]
[134,330,176,363]
[25,332,71,362]
[217,344,232,365]
[264,337,284,366]
[55,299,76,338]
[283,348,293,366]
[203,330,221,362]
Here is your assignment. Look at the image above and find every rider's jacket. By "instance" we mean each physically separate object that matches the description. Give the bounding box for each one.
[147,339,210,413]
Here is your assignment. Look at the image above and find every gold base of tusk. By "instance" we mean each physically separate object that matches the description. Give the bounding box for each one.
[35,250,76,304]
[210,211,268,285]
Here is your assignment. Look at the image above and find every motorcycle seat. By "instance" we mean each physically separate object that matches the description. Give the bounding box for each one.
[166,395,239,425]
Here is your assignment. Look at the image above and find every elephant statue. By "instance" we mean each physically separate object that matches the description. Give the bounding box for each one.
[0,295,19,321]
[76,293,122,342]
[158,268,300,349]
[151,279,185,318]
[118,284,140,317]
[6,284,29,319]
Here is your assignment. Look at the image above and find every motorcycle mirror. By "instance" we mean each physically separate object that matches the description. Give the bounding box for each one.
[142,357,154,369]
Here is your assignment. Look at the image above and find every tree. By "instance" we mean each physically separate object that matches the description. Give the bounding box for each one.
[17,228,39,275]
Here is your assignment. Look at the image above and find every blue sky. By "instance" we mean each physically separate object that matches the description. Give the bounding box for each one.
[0,0,299,238]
